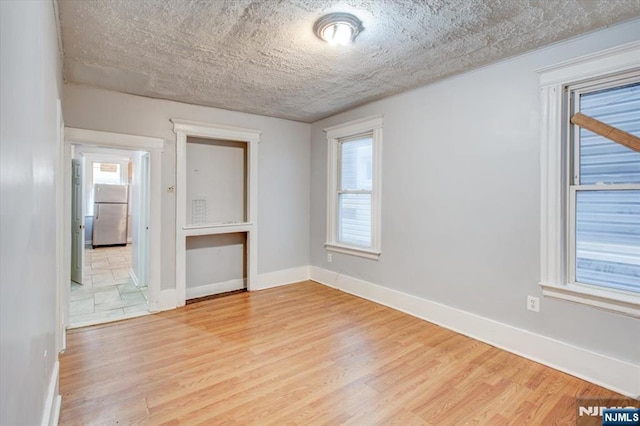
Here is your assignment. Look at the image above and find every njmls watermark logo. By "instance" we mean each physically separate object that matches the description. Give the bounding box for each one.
[576,398,640,426]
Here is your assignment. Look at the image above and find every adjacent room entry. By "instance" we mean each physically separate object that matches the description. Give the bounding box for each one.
[56,127,165,426]
[67,142,154,328]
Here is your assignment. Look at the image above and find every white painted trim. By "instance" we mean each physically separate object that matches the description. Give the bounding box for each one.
[538,44,640,317]
[186,279,246,299]
[325,115,383,259]
[64,127,163,322]
[175,129,187,305]
[171,119,261,143]
[541,282,640,318]
[310,266,640,398]
[324,243,380,260]
[65,127,164,150]
[324,114,384,139]
[151,267,310,310]
[173,119,259,306]
[41,361,61,426]
[55,98,67,354]
[154,289,179,312]
[183,223,253,237]
[537,41,640,86]
[255,266,311,290]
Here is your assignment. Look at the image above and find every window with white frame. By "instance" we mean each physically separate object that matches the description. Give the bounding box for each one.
[569,79,639,293]
[325,115,383,259]
[538,41,640,317]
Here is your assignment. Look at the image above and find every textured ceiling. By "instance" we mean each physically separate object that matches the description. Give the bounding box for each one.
[59,0,640,123]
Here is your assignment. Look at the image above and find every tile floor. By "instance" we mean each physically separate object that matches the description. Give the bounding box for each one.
[70,244,150,328]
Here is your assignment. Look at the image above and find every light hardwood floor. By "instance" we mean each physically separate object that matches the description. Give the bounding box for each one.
[59,281,626,425]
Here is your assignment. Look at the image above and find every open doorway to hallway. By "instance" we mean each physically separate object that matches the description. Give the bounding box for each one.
[69,146,152,328]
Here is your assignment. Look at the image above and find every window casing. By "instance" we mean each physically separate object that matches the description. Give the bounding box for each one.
[538,41,640,317]
[325,115,383,259]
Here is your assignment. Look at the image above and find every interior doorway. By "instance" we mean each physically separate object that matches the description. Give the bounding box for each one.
[62,128,163,336]
[69,146,151,328]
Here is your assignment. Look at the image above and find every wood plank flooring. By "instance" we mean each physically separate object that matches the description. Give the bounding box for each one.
[59,281,626,425]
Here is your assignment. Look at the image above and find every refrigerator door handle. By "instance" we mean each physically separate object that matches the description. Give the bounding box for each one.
[95,204,99,220]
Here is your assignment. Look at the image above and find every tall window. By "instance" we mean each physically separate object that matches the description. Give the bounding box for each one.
[538,42,640,317]
[569,81,640,293]
[325,115,382,259]
[339,135,373,247]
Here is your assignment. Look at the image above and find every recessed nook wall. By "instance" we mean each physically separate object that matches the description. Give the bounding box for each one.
[186,137,247,226]
[185,233,247,296]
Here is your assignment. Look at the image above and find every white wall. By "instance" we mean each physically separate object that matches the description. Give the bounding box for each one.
[186,138,246,226]
[63,84,311,291]
[310,20,640,364]
[0,1,63,424]
[186,233,246,288]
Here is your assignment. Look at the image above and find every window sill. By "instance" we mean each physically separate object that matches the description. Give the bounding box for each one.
[325,243,380,260]
[539,281,640,318]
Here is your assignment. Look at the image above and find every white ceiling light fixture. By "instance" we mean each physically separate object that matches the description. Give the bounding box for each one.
[314,13,363,46]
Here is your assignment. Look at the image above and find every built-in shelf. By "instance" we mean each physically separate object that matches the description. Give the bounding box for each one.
[182,222,253,236]
[172,118,260,305]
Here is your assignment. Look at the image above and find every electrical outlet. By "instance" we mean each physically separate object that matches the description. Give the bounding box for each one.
[527,296,540,312]
[327,253,333,263]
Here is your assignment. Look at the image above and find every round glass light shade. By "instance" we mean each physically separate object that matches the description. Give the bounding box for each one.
[322,23,354,46]
[313,13,363,46]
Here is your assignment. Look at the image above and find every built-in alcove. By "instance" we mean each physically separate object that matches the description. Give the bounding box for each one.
[186,137,247,226]
[172,119,260,305]
[185,233,247,298]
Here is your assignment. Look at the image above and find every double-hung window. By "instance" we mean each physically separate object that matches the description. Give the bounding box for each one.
[325,115,383,259]
[539,42,640,317]
[569,79,639,293]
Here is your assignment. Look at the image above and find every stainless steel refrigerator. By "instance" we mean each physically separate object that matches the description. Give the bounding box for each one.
[93,184,128,248]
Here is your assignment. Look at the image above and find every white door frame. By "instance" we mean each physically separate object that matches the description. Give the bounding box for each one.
[137,152,151,287]
[63,127,164,314]
[56,99,67,353]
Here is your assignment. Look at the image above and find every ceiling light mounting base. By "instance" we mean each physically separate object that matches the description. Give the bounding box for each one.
[314,12,363,46]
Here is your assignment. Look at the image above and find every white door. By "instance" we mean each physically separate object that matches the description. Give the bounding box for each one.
[71,158,85,284]
[138,153,151,286]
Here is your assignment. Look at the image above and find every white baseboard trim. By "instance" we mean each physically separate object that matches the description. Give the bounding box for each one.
[186,279,246,300]
[152,289,179,312]
[41,361,61,426]
[255,266,310,290]
[150,267,311,311]
[310,266,640,398]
